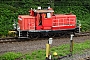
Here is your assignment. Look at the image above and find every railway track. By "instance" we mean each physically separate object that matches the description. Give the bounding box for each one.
[0,37,18,43]
[0,32,90,43]
[75,32,90,37]
[0,37,30,43]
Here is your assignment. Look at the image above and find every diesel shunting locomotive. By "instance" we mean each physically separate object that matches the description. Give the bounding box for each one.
[13,7,80,38]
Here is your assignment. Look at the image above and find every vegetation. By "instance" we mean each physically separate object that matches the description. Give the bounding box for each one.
[0,0,90,37]
[0,40,90,60]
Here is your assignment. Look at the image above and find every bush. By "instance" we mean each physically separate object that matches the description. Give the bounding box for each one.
[0,0,90,37]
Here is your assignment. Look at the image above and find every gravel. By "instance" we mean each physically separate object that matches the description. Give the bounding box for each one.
[0,36,90,55]
[61,50,90,60]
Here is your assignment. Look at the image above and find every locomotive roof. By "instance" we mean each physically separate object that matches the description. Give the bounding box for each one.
[34,9,54,13]
[19,15,35,18]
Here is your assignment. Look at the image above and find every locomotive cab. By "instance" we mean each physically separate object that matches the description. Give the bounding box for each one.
[30,9,54,30]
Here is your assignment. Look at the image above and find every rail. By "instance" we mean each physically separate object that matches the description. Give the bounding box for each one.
[0,32,90,43]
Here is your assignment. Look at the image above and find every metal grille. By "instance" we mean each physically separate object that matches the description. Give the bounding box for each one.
[52,18,75,27]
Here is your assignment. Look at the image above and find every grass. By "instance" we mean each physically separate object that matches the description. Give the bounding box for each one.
[0,40,90,60]
[0,52,22,60]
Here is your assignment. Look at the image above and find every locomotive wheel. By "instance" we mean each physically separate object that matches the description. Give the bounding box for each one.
[59,33,66,37]
[48,33,55,38]
[58,33,61,37]
[59,33,71,38]
[31,33,40,39]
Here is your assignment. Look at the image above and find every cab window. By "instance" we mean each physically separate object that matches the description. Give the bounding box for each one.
[47,13,51,18]
[44,13,51,18]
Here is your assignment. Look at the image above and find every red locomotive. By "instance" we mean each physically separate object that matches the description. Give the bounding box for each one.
[13,7,80,38]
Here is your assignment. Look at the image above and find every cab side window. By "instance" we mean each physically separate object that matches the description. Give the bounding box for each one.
[47,13,51,18]
[44,13,51,18]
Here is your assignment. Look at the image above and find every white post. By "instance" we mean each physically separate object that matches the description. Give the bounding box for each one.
[70,34,74,55]
[48,38,53,45]
[48,38,53,60]
[79,24,81,33]
[70,34,74,40]
[49,55,52,60]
